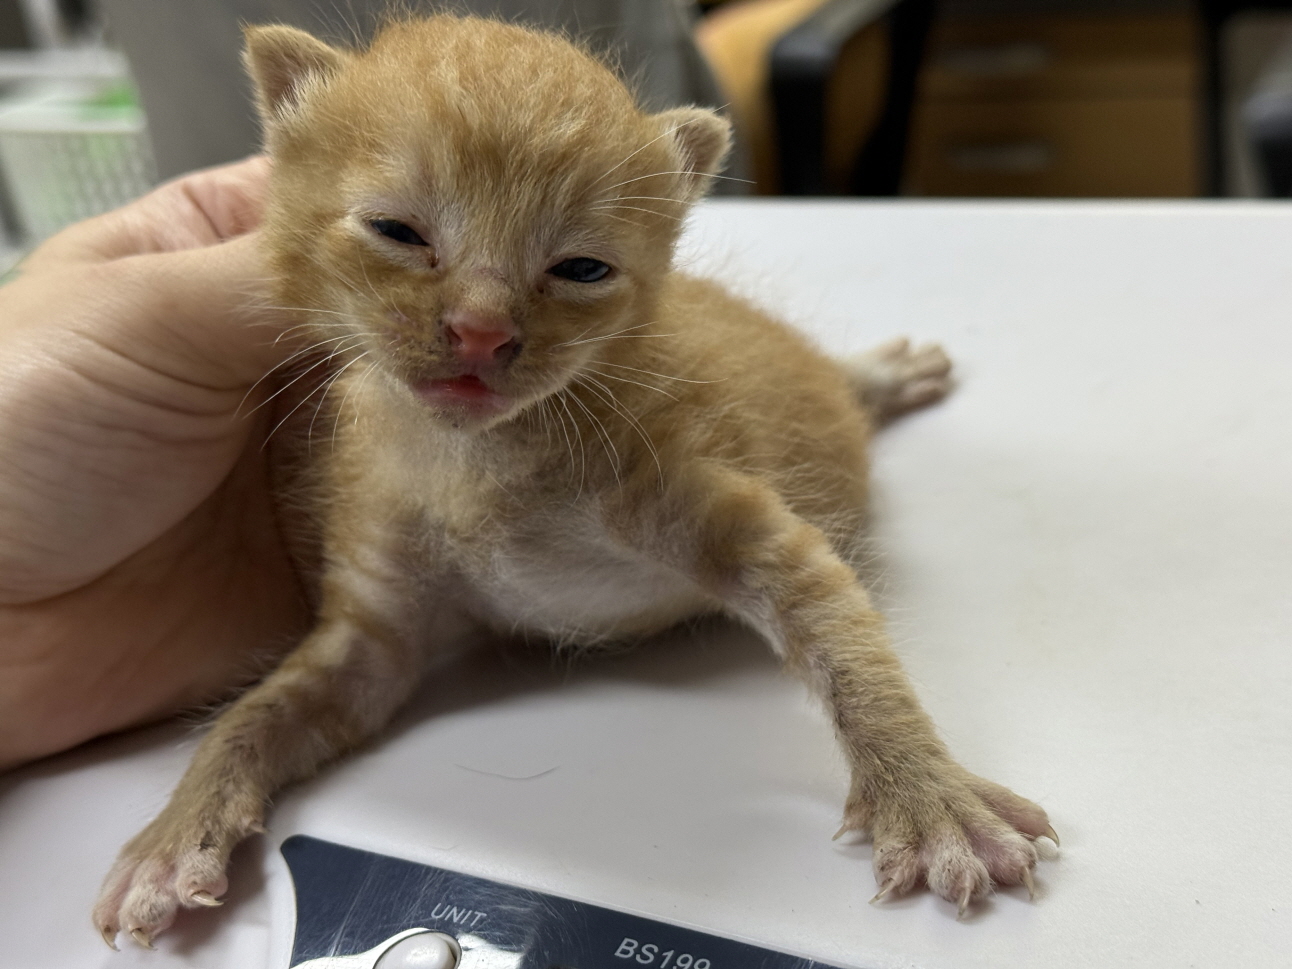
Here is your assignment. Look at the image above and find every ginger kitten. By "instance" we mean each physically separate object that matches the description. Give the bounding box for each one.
[94,15,1053,949]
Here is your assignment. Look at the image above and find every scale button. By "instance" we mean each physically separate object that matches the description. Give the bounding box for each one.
[375,931,460,969]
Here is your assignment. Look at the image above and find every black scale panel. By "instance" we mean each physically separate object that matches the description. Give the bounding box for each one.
[284,835,855,969]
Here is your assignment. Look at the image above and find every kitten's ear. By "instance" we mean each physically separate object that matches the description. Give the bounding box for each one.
[654,107,733,201]
[244,25,347,125]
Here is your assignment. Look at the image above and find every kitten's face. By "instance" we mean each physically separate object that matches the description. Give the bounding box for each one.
[249,18,730,431]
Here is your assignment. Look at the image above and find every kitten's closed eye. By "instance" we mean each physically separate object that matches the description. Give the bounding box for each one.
[548,258,611,283]
[370,218,429,247]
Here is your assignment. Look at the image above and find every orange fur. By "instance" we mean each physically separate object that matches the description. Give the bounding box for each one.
[94,15,1048,949]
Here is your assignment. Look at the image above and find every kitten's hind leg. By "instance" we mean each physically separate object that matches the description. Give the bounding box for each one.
[844,337,952,423]
[93,585,457,949]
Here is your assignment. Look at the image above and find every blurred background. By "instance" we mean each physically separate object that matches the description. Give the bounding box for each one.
[3,0,1292,263]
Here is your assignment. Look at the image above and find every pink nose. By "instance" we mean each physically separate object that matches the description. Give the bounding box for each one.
[444,310,519,366]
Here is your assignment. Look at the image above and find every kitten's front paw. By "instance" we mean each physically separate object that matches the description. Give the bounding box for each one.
[93,807,259,949]
[842,768,1056,917]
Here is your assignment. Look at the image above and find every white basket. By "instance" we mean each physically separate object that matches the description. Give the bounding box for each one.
[0,80,156,243]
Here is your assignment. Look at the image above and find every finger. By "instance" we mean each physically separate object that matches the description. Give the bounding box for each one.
[109,231,297,389]
[141,231,297,385]
[24,156,272,268]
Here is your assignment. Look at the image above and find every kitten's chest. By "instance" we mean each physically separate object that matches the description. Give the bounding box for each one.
[419,483,712,644]
[376,427,714,642]
[477,512,713,642]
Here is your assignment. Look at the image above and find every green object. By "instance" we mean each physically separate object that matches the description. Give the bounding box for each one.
[0,80,157,243]
[82,80,141,114]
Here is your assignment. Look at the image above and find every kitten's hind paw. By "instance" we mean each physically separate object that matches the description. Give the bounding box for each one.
[844,337,953,423]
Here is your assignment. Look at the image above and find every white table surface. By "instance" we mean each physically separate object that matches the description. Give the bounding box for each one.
[2,199,1290,969]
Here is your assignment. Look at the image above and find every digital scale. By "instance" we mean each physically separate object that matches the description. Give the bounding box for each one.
[283,836,841,969]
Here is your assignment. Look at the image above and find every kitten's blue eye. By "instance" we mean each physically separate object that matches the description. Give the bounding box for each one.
[369,218,428,246]
[548,258,612,283]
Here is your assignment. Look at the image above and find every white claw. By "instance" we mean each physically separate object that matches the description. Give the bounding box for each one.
[99,926,118,951]
[191,890,223,907]
[1021,868,1036,901]
[832,824,849,842]
[130,928,154,950]
[956,886,973,921]
[1043,825,1060,847]
[870,881,895,905]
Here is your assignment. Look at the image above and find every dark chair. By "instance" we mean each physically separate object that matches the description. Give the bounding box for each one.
[1199,0,1292,194]
[699,0,935,195]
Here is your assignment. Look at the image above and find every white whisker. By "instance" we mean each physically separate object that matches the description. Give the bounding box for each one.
[239,334,370,417]
[563,331,677,347]
[306,352,365,450]
[601,211,648,229]
[584,366,678,401]
[592,204,685,223]
[602,195,688,206]
[331,353,373,450]
[565,386,621,486]
[594,360,726,385]
[553,319,657,349]
[602,170,755,193]
[261,365,343,451]
[577,374,664,489]
[260,305,356,320]
[594,117,701,186]
[554,389,588,499]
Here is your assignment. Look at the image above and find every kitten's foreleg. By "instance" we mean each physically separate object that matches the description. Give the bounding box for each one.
[844,337,952,423]
[93,586,431,949]
[659,466,1051,915]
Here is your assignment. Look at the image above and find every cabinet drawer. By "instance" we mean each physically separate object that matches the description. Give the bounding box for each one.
[923,14,1199,101]
[908,95,1200,196]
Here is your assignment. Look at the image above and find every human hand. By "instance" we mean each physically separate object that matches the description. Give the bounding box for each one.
[0,157,310,768]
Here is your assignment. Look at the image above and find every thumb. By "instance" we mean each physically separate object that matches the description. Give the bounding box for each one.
[113,231,297,392]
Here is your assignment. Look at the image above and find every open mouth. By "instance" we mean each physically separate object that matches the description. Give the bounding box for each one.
[411,374,510,413]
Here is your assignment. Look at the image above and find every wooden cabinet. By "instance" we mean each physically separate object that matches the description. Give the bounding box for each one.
[907,13,1202,196]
